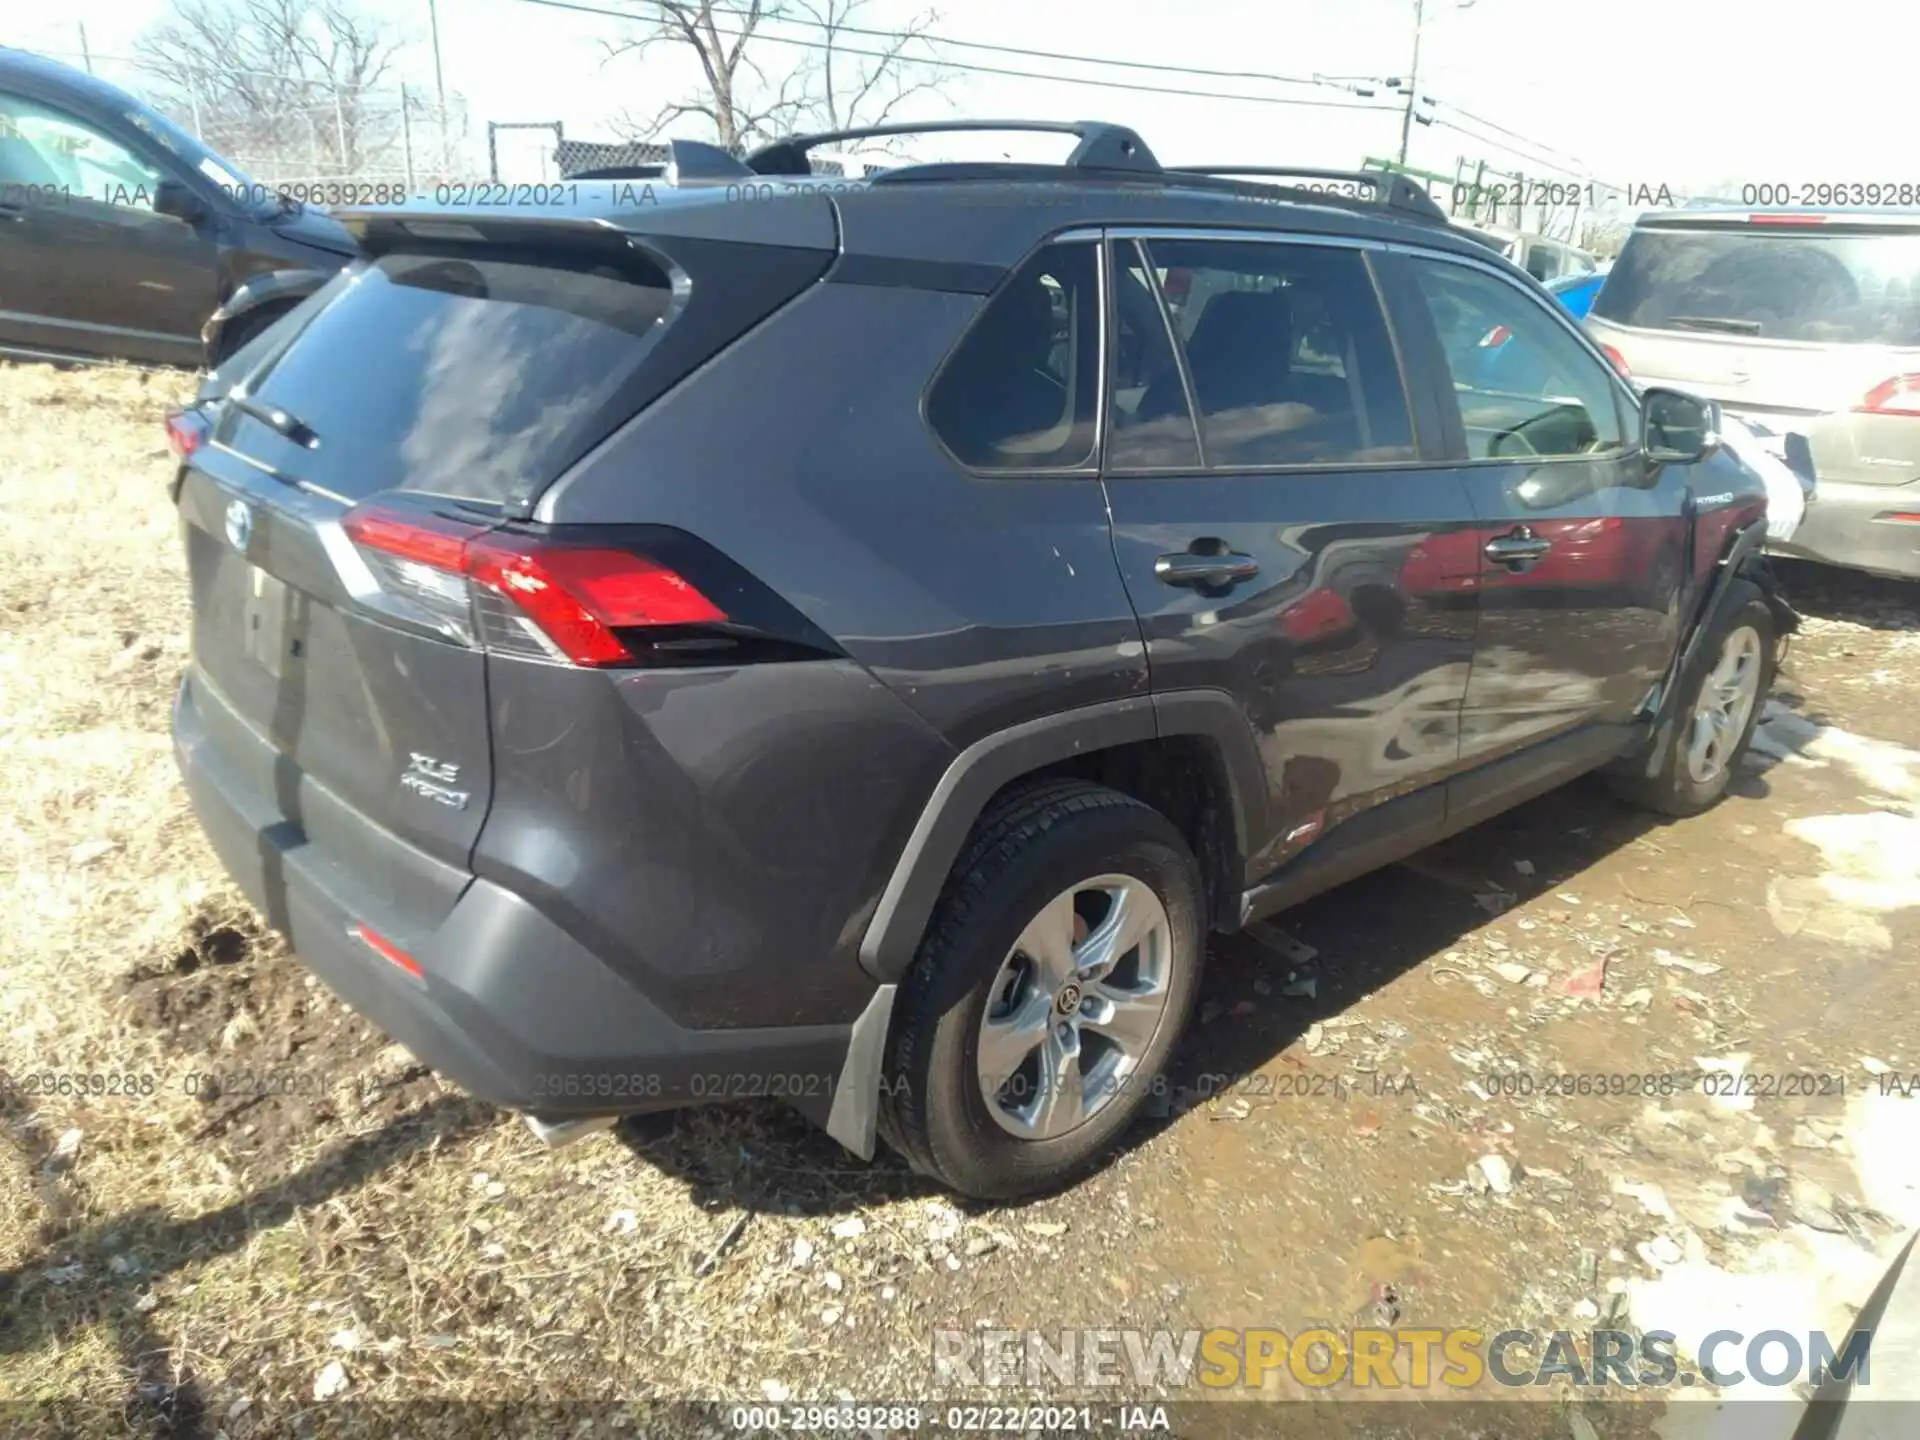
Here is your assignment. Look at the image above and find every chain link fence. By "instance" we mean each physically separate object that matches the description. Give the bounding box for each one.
[32,49,472,190]
[170,81,468,191]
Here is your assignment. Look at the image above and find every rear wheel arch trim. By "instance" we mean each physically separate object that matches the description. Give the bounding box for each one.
[855,690,1263,986]
[1151,689,1269,874]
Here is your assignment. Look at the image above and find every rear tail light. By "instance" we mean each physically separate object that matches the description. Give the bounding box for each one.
[165,408,209,460]
[1478,325,1512,349]
[341,500,727,667]
[1856,375,1920,416]
[469,541,725,664]
[1598,343,1631,378]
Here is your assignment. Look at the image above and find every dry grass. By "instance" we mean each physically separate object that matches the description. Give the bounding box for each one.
[0,362,1019,1434]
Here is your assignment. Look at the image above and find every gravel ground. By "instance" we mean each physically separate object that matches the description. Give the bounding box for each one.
[1,361,1916,1439]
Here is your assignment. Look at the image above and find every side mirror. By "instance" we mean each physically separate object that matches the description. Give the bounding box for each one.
[154,176,210,224]
[1641,386,1722,464]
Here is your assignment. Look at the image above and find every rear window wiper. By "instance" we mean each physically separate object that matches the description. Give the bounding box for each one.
[230,393,321,449]
[1666,315,1764,335]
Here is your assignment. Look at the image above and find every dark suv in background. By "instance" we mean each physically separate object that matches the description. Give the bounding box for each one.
[166,122,1791,1199]
[0,47,352,368]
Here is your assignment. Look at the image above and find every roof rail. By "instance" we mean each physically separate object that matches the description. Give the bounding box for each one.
[1167,166,1449,224]
[745,119,1159,177]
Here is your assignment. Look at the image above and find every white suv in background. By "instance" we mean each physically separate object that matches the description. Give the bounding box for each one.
[1588,207,1920,580]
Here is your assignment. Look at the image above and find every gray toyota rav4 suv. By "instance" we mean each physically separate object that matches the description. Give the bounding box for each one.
[168,122,1792,1198]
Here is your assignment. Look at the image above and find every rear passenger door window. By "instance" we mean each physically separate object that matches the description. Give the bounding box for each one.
[1406,257,1626,461]
[1107,240,1201,470]
[1136,239,1417,469]
[927,240,1099,471]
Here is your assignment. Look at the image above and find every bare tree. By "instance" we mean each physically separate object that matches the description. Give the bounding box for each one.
[606,0,949,154]
[140,0,407,178]
[787,0,946,135]
[1578,217,1631,259]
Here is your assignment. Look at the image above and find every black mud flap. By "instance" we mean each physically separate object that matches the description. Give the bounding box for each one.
[1622,520,1792,781]
[1746,551,1804,642]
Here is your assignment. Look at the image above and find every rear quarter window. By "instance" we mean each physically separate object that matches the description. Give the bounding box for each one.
[925,241,1100,471]
[222,246,675,504]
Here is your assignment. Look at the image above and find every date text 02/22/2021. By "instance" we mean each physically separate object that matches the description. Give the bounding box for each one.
[726,1403,1173,1433]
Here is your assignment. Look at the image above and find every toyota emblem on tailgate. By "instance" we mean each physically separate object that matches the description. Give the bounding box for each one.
[224,498,253,553]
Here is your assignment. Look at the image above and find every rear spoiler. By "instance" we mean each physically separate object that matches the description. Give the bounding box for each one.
[558,139,754,185]
[333,186,838,254]
[1637,207,1920,232]
[337,211,633,258]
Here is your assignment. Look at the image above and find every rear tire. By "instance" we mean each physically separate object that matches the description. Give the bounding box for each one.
[878,780,1203,1200]
[1608,580,1776,817]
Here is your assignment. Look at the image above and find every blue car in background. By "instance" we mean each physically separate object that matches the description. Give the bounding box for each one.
[1546,265,1610,319]
[1439,256,1619,394]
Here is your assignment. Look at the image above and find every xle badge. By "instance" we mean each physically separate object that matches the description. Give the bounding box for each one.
[400,752,469,810]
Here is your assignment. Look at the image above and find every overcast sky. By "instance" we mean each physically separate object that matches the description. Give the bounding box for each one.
[9,0,1904,196]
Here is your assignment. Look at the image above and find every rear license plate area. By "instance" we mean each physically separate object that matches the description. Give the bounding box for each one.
[241,563,294,678]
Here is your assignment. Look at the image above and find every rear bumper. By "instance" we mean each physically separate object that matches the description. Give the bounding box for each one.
[1769,478,1920,579]
[171,671,862,1121]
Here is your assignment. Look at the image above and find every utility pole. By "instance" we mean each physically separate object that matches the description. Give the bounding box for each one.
[427,0,451,175]
[1396,0,1424,167]
[77,22,93,73]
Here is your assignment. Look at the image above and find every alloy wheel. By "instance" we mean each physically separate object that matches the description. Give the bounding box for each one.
[975,874,1173,1141]
[1685,624,1764,785]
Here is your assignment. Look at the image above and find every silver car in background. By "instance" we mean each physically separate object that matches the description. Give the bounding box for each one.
[1588,208,1920,579]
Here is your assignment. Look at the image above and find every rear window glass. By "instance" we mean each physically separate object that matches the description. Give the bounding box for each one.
[1593,225,1920,344]
[226,248,674,503]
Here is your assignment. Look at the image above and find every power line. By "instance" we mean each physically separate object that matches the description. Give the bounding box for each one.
[1431,114,1630,196]
[45,1,1596,187]
[605,0,1335,91]
[1431,118,1582,178]
[508,0,1404,114]
[523,0,1617,197]
[1436,100,1590,169]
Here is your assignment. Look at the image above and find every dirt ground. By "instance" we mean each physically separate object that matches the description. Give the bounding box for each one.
[1,362,1917,1439]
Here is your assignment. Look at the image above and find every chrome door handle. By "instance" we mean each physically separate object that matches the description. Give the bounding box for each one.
[1154,551,1260,587]
[1483,529,1552,568]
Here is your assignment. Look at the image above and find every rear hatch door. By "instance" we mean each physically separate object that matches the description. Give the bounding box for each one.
[1589,216,1920,483]
[178,209,834,895]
